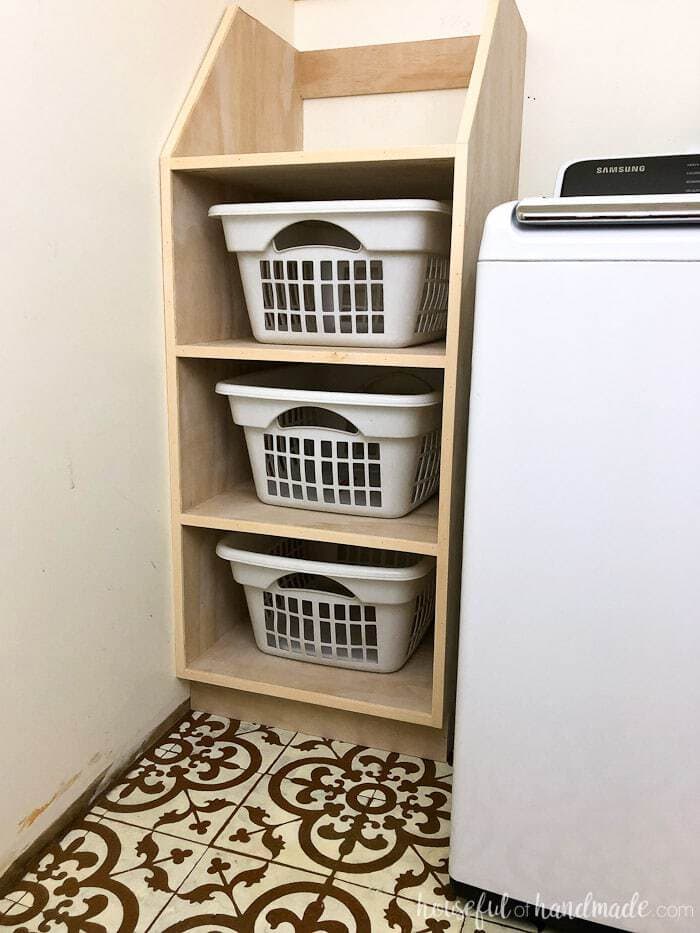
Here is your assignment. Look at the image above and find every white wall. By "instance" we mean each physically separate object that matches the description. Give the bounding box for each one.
[0,0,236,874]
[517,0,700,195]
[297,0,484,150]
[296,0,700,195]
[3,0,699,876]
[0,0,302,881]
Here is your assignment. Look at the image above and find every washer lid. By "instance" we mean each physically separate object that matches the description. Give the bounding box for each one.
[516,194,700,226]
[479,199,700,262]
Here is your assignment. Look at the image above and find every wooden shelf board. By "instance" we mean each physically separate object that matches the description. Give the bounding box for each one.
[168,145,456,172]
[181,484,439,555]
[167,147,456,200]
[181,626,435,726]
[175,338,447,368]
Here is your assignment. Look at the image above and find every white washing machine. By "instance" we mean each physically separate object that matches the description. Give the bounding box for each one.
[450,192,700,931]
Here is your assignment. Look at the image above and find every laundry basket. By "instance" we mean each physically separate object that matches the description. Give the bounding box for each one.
[216,535,435,673]
[216,365,442,518]
[209,199,452,348]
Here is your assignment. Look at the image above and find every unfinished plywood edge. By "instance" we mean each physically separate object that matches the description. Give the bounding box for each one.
[160,163,188,671]
[175,338,447,368]
[191,683,449,759]
[180,628,435,726]
[167,145,457,173]
[297,36,479,99]
[180,486,439,556]
[457,0,526,145]
[432,0,527,722]
[183,669,435,726]
[162,7,238,159]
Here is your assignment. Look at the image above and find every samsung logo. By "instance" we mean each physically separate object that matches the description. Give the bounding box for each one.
[595,164,646,174]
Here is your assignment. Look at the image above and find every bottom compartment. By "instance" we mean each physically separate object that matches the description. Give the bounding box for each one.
[216,535,436,673]
[179,527,436,725]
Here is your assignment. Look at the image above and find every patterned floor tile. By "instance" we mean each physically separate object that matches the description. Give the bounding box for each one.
[241,732,458,906]
[0,897,36,922]
[212,773,333,877]
[270,731,453,781]
[92,713,293,843]
[0,816,204,932]
[339,881,467,931]
[150,846,464,932]
[2,713,469,933]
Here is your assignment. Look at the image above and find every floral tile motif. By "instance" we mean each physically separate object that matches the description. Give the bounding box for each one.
[0,816,204,932]
[213,773,331,876]
[92,713,294,843]
[151,848,464,933]
[262,732,457,905]
[2,713,464,932]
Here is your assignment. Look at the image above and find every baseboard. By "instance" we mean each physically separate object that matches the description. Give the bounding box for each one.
[190,682,449,760]
[0,698,191,896]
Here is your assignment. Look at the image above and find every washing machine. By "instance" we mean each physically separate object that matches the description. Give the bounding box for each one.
[449,178,700,931]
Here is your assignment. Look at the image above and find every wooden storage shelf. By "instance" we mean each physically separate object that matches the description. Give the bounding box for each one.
[161,0,526,757]
[181,483,439,555]
[169,147,456,200]
[178,526,432,727]
[183,628,434,726]
[175,338,447,368]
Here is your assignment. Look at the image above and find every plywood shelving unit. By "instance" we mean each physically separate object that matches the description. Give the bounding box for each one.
[161,0,525,759]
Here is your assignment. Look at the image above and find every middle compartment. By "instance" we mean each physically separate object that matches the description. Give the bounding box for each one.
[216,364,443,519]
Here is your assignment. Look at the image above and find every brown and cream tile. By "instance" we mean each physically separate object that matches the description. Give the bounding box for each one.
[213,772,335,877]
[151,846,464,933]
[0,816,204,932]
[1,713,469,933]
[259,731,457,905]
[92,713,293,843]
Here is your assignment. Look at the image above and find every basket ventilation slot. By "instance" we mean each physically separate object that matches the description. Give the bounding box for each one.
[263,432,382,509]
[410,430,441,504]
[415,255,450,334]
[262,589,379,663]
[259,257,385,336]
[408,571,436,655]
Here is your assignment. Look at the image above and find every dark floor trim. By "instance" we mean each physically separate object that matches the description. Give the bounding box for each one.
[449,878,630,933]
[0,698,191,896]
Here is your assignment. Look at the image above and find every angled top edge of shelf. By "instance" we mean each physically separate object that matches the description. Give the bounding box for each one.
[166,145,458,173]
[174,339,447,368]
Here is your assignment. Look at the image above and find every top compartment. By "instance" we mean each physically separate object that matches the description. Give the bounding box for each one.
[209,198,452,348]
[164,7,479,159]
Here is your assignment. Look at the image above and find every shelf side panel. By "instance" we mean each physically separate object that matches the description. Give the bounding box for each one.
[434,0,527,725]
[171,8,303,158]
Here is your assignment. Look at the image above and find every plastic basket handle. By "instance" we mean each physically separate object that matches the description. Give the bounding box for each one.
[276,406,359,434]
[275,572,357,599]
[273,220,363,252]
[361,370,436,396]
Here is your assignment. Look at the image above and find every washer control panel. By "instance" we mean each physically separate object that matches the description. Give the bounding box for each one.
[558,153,700,197]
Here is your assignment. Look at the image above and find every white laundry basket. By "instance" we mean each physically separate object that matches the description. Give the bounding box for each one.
[216,365,442,518]
[216,535,435,673]
[209,199,452,347]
